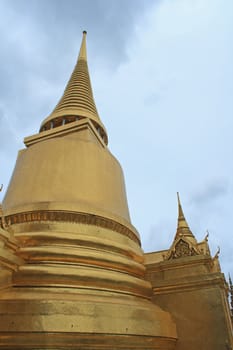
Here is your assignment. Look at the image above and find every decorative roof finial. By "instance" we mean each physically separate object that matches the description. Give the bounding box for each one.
[213,246,220,260]
[0,184,3,192]
[175,192,194,239]
[229,274,232,286]
[177,192,187,224]
[229,274,233,317]
[205,230,209,241]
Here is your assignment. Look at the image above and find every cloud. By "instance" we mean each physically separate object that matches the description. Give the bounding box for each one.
[144,217,176,253]
[0,0,155,200]
[0,0,232,277]
[190,179,230,207]
[0,0,154,143]
[0,0,150,67]
[102,0,233,275]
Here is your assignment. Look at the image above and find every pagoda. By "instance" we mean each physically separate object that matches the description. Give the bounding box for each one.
[0,31,177,350]
[1,31,232,350]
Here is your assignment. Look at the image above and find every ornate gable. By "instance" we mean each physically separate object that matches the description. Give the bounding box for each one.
[169,238,199,259]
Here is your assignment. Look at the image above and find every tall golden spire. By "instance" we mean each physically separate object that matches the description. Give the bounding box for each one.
[40,31,108,144]
[175,192,195,239]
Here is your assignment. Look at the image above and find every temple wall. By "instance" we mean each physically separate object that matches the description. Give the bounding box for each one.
[145,253,233,350]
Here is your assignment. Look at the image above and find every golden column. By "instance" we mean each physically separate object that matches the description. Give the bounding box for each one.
[0,31,177,349]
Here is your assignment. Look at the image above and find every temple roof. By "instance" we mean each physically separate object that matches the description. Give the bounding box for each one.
[165,193,200,260]
[40,31,108,144]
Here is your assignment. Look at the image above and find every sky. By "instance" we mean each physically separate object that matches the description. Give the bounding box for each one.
[0,0,232,276]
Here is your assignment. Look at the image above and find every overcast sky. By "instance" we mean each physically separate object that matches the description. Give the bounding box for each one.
[0,0,232,276]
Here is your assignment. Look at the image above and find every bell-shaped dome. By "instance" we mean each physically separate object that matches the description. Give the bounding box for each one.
[0,32,177,350]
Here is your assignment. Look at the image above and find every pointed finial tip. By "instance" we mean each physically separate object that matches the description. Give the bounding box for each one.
[83,30,87,35]
[177,192,181,203]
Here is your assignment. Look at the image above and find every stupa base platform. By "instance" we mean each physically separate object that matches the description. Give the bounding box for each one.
[0,287,177,350]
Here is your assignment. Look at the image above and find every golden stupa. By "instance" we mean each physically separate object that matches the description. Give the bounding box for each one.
[0,31,232,350]
[0,31,176,349]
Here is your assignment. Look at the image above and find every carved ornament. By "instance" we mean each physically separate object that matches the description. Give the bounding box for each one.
[5,210,140,245]
[169,239,198,260]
